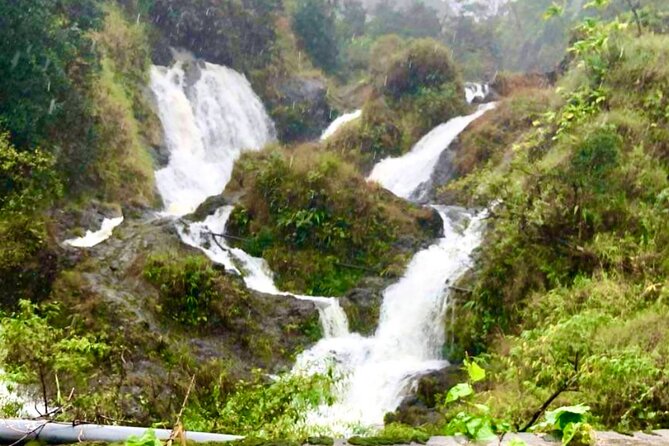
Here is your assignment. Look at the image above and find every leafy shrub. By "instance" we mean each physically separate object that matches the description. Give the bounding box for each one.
[184,370,336,439]
[380,38,461,100]
[0,300,111,416]
[144,254,219,326]
[0,132,61,307]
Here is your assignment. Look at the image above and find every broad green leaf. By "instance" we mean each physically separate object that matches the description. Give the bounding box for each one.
[445,383,473,403]
[466,361,486,383]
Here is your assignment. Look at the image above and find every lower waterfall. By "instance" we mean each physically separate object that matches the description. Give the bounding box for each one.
[294,206,487,433]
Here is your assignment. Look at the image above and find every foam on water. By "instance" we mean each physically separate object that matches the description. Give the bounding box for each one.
[63,216,124,248]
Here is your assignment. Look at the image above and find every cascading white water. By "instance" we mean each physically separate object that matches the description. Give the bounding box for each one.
[292,100,495,434]
[63,216,124,248]
[294,207,487,432]
[151,57,348,338]
[150,58,275,216]
[321,110,362,140]
[368,103,496,200]
[179,206,350,338]
[150,56,493,434]
[465,83,490,104]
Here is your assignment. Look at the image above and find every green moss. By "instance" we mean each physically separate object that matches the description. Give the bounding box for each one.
[348,424,430,445]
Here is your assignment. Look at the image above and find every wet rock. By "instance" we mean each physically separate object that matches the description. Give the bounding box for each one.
[386,364,466,426]
[188,194,232,221]
[340,277,388,335]
[272,75,332,143]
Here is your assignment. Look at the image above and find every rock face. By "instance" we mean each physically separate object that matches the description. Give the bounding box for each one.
[271,75,333,143]
[340,277,388,336]
[385,365,466,426]
[50,212,321,423]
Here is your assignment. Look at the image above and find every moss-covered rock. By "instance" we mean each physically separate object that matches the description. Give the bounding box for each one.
[223,145,441,296]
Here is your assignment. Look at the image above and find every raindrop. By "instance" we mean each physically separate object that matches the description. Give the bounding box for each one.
[48,99,56,114]
[11,51,20,70]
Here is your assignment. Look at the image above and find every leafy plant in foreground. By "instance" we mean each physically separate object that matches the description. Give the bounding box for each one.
[441,360,509,441]
[533,405,594,446]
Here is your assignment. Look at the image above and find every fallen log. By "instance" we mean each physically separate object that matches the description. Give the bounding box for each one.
[0,419,242,444]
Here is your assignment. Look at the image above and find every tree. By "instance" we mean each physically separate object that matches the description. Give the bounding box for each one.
[339,0,366,39]
[0,0,101,149]
[292,0,340,72]
[0,300,110,416]
[368,0,442,38]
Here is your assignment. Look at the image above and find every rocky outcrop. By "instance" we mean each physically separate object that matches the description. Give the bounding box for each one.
[271,74,333,143]
[339,277,387,336]
[50,212,321,422]
[385,365,467,426]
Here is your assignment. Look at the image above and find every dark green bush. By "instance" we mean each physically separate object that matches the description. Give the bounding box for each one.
[144,254,219,326]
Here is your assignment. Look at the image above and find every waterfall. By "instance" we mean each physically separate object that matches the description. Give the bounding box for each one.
[321,110,362,140]
[293,101,495,434]
[151,57,348,338]
[294,207,487,432]
[368,103,496,200]
[150,58,275,216]
[150,56,493,433]
[179,206,350,338]
[465,83,490,104]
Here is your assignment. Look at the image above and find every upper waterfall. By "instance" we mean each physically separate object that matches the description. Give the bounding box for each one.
[368,103,496,201]
[321,110,362,140]
[150,59,275,216]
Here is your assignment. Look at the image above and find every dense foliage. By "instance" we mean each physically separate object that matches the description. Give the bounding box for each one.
[226,145,439,295]
[292,0,340,73]
[440,8,669,432]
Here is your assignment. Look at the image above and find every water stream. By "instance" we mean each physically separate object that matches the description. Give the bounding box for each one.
[150,58,492,434]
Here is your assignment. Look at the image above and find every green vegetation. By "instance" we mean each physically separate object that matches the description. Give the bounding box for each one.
[438,4,669,433]
[0,1,158,305]
[184,370,336,439]
[144,250,322,347]
[2,0,669,438]
[326,38,467,172]
[292,0,339,73]
[226,145,439,295]
[0,300,112,417]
